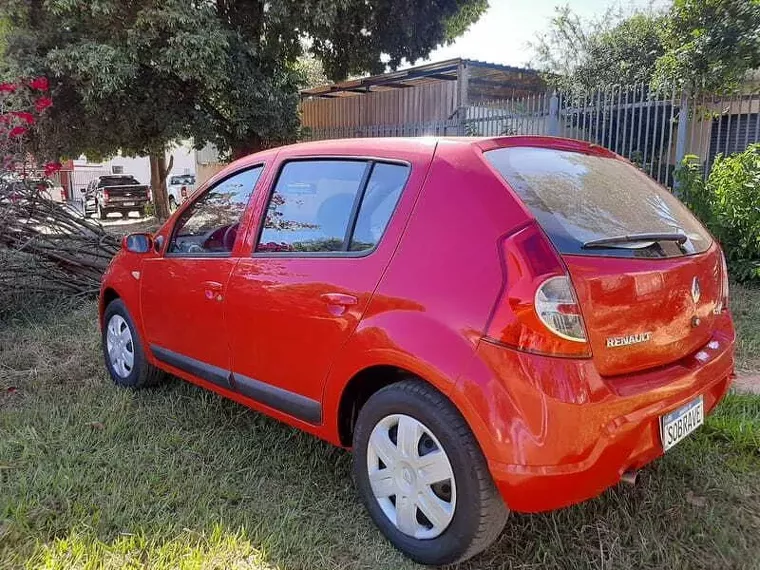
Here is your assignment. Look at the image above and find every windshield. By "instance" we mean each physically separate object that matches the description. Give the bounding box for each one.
[170,175,194,185]
[484,146,712,258]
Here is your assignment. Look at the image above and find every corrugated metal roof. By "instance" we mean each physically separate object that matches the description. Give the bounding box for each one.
[301,58,544,99]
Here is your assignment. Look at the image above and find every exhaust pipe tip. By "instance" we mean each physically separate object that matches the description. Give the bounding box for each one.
[621,469,638,486]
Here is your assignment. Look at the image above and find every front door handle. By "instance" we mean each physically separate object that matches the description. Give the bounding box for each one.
[202,280,224,301]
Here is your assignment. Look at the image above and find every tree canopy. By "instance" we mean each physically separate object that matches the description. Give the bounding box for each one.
[1,0,487,160]
[652,0,760,92]
[530,6,665,92]
[531,0,760,93]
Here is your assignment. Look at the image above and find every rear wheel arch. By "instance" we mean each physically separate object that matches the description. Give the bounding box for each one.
[337,365,411,447]
[335,364,480,451]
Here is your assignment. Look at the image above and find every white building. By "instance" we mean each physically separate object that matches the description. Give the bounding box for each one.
[68,141,197,200]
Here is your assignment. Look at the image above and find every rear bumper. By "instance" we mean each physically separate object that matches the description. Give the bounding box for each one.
[104,199,148,208]
[489,370,732,512]
[455,322,735,513]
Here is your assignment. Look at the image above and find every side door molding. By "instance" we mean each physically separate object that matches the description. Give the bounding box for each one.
[151,345,232,389]
[150,344,323,425]
[231,372,322,425]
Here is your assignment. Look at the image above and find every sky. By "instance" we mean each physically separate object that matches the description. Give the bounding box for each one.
[419,0,669,69]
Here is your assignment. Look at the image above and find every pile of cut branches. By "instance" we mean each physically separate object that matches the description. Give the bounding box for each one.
[0,76,118,303]
[0,180,119,297]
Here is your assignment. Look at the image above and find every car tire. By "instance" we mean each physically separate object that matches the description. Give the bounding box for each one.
[352,379,508,566]
[97,201,108,220]
[102,299,166,389]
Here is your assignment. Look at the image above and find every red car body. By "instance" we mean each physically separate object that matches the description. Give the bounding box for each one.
[100,136,735,515]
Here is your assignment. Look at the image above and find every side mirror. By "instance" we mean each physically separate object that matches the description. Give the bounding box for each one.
[122,233,153,253]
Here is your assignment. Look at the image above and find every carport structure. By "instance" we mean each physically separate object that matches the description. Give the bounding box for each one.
[300,58,546,132]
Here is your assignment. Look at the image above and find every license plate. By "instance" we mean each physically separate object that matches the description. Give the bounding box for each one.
[123,202,135,206]
[660,396,704,451]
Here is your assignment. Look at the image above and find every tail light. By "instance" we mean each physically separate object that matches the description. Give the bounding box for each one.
[180,185,188,199]
[103,189,110,200]
[535,276,587,341]
[715,250,730,313]
[60,189,66,201]
[484,223,591,357]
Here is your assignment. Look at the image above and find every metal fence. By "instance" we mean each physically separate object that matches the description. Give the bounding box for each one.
[304,85,760,186]
[302,120,461,140]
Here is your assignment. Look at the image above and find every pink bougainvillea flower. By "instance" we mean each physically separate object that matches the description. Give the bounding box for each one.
[34,96,53,112]
[11,111,36,124]
[9,126,27,138]
[43,161,62,176]
[0,83,18,93]
[28,77,49,91]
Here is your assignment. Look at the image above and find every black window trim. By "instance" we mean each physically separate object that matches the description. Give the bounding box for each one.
[252,156,411,259]
[165,163,265,259]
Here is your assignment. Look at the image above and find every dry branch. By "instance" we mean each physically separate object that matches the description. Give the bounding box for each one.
[0,180,120,297]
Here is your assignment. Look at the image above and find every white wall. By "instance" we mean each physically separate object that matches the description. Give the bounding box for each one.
[76,141,196,186]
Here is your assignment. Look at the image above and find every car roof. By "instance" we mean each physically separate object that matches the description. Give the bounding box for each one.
[230,136,612,164]
[207,136,617,190]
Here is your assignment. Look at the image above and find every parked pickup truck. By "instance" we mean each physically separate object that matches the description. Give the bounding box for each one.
[84,175,151,219]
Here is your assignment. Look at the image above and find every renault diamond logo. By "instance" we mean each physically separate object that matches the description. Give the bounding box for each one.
[691,277,701,304]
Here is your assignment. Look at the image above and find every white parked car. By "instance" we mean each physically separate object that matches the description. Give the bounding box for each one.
[0,174,66,203]
[167,174,196,211]
[34,178,66,202]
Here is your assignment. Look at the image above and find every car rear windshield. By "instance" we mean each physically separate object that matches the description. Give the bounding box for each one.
[99,176,140,186]
[484,146,712,258]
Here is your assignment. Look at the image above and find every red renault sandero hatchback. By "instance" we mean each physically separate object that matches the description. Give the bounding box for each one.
[100,136,735,565]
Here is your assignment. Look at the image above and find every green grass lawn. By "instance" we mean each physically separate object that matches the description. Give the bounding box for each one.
[1,285,759,570]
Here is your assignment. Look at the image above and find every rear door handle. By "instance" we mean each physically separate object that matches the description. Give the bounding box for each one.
[321,293,358,306]
[202,280,224,301]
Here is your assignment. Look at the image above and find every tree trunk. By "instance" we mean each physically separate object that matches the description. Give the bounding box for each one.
[149,153,171,220]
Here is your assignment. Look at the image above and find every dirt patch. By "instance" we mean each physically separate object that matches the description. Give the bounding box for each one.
[734,373,760,394]
[102,216,162,237]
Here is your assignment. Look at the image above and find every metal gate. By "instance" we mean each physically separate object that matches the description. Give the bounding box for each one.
[304,84,760,186]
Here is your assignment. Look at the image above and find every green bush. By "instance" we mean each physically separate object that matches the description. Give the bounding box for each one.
[675,144,760,282]
[674,155,713,224]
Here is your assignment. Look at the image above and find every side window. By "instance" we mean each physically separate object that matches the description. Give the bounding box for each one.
[257,160,368,253]
[350,163,409,251]
[168,166,263,255]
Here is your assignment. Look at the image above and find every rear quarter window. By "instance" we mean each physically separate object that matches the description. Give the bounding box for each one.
[484,146,712,258]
